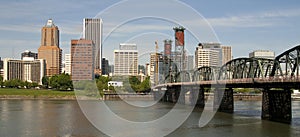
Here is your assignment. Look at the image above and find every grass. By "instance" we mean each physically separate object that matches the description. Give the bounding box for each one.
[0,88,75,96]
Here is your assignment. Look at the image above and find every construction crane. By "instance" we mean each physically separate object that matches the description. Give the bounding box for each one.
[155,41,159,85]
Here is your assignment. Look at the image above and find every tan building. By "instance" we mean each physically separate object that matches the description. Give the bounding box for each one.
[71,39,95,81]
[38,19,62,77]
[222,46,232,65]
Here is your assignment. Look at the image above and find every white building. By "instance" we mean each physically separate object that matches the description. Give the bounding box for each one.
[3,57,45,85]
[64,54,71,74]
[114,43,138,76]
[195,45,219,68]
[249,50,275,59]
[108,81,123,87]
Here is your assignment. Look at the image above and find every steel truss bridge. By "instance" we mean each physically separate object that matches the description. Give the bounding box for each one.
[153,45,300,123]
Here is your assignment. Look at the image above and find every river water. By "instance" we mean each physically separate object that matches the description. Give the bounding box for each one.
[0,100,300,137]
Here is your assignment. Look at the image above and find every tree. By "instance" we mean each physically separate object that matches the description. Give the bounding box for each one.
[0,75,3,87]
[49,74,73,91]
[140,76,151,92]
[42,76,49,88]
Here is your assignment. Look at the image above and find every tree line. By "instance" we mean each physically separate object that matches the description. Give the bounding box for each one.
[0,74,151,93]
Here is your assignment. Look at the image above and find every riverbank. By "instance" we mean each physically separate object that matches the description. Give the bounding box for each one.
[0,88,76,100]
[0,88,266,101]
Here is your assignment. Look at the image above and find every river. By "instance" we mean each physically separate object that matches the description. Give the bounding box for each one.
[0,100,300,137]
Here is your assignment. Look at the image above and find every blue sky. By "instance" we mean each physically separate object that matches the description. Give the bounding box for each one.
[1,0,300,65]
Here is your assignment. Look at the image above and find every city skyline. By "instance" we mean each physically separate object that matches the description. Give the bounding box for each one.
[0,0,300,65]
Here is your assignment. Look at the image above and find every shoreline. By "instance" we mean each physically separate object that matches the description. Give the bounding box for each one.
[1,94,299,101]
[0,95,77,100]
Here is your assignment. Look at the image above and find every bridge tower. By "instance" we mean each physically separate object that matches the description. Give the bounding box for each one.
[173,26,185,71]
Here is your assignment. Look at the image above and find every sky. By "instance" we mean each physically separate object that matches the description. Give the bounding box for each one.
[1,0,300,65]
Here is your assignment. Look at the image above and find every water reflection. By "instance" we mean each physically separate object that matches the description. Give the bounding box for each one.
[0,100,299,137]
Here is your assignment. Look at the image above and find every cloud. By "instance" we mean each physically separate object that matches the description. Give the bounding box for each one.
[205,8,300,28]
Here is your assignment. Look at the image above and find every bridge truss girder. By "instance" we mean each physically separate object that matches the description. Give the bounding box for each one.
[218,58,274,80]
[175,70,193,82]
[271,45,300,77]
[193,66,219,81]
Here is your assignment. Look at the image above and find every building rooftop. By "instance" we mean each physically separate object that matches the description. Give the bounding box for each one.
[71,39,93,45]
[45,19,56,27]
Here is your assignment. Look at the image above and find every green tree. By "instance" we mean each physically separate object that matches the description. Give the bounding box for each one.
[42,76,49,88]
[49,74,73,91]
[0,75,3,87]
[129,76,141,92]
[140,76,150,92]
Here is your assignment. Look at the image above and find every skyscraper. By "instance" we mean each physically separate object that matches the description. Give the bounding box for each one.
[71,39,95,81]
[38,19,62,77]
[83,18,103,74]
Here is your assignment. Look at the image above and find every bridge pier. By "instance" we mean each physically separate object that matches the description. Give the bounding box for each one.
[153,89,164,101]
[262,88,292,123]
[177,86,186,104]
[214,88,234,113]
[189,86,204,107]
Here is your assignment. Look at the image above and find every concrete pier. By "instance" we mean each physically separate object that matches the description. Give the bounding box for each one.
[262,89,291,123]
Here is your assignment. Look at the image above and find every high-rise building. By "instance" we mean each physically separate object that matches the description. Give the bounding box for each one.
[114,43,138,76]
[101,58,109,75]
[83,18,103,74]
[0,57,3,69]
[3,58,45,85]
[150,52,166,85]
[222,46,232,65]
[186,55,194,70]
[145,63,150,76]
[201,43,222,67]
[195,43,219,68]
[64,54,71,75]
[249,50,275,59]
[0,57,3,77]
[38,19,62,77]
[21,50,38,60]
[71,39,95,81]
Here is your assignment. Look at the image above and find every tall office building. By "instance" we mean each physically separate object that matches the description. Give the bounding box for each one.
[0,57,3,77]
[64,54,71,75]
[3,58,45,85]
[21,50,38,60]
[38,19,62,77]
[101,58,109,75]
[249,50,275,59]
[222,46,232,65]
[201,43,222,67]
[71,39,95,81]
[83,18,103,74]
[114,43,138,76]
[0,57,3,69]
[186,55,194,70]
[195,43,219,68]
